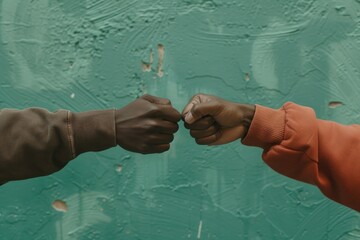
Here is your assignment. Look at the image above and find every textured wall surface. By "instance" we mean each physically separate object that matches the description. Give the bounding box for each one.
[1,0,360,239]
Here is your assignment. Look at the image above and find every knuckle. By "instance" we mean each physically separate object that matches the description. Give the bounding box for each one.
[199,122,210,129]
[172,123,179,133]
[140,94,152,102]
[139,144,150,154]
[155,144,170,153]
[145,120,159,131]
[195,138,206,145]
[163,144,171,152]
[205,117,215,125]
[214,130,222,140]
[195,120,212,130]
[190,130,199,138]
[184,122,191,129]
[147,134,159,143]
[163,98,171,105]
[148,105,161,115]
[149,119,158,127]
[208,125,218,134]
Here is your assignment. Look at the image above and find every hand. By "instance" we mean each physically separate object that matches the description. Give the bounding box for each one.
[116,94,181,154]
[182,94,255,145]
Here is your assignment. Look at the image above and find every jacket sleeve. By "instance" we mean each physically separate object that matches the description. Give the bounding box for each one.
[242,102,360,212]
[0,108,117,185]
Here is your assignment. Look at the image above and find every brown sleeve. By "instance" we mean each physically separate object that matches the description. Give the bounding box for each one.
[0,108,116,184]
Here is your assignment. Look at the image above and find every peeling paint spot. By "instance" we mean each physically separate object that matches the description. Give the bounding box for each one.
[70,93,75,99]
[157,44,165,78]
[142,49,153,72]
[328,101,344,108]
[245,73,250,81]
[52,200,68,213]
[69,60,74,69]
[116,164,123,173]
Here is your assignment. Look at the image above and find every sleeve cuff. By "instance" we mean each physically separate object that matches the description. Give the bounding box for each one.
[242,104,286,149]
[72,109,117,156]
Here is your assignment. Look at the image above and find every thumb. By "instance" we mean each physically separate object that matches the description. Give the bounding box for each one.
[141,94,171,105]
[185,102,222,124]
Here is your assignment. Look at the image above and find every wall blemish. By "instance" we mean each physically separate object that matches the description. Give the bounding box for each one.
[52,200,68,213]
[157,44,165,78]
[116,164,123,173]
[328,101,344,108]
[141,49,153,72]
[245,73,250,81]
[197,220,203,239]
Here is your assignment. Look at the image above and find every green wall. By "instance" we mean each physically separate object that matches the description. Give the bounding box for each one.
[1,0,360,239]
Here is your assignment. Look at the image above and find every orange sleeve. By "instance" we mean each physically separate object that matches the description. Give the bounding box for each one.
[242,102,360,212]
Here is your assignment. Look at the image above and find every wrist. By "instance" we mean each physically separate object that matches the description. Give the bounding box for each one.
[238,104,256,138]
[72,109,117,156]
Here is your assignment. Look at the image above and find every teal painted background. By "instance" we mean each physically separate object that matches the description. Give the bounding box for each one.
[1,0,360,239]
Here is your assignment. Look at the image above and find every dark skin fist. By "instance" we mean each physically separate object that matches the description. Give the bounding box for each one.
[182,94,256,145]
[116,94,181,154]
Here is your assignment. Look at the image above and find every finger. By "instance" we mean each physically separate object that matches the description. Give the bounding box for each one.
[155,121,179,134]
[182,94,207,116]
[148,134,175,144]
[182,103,195,117]
[185,101,222,124]
[190,124,219,139]
[195,130,222,145]
[157,106,182,122]
[141,94,171,105]
[208,125,245,145]
[148,144,171,154]
[184,116,215,130]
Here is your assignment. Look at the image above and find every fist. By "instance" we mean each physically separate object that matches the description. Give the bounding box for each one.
[182,94,255,145]
[116,94,181,154]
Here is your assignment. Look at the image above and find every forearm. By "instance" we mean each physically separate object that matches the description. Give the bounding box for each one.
[242,102,360,211]
[0,108,116,184]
